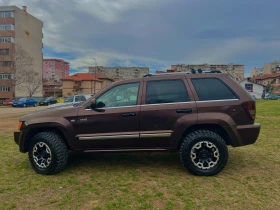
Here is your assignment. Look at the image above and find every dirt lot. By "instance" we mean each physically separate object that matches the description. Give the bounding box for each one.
[0,106,46,117]
[0,106,46,136]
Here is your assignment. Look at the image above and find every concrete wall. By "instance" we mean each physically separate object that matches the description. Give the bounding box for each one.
[14,6,43,97]
[101,79,113,89]
[62,80,102,97]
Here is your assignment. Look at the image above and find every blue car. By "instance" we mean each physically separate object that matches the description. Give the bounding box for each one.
[12,98,38,107]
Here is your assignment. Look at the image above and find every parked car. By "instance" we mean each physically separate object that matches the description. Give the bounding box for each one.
[39,97,57,106]
[3,98,19,105]
[12,98,38,107]
[14,71,261,176]
[267,95,280,100]
[48,94,88,108]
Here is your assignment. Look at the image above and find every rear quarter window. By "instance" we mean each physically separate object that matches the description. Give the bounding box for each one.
[191,78,238,101]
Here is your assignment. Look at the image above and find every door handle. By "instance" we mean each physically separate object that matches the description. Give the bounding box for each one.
[176,108,192,113]
[121,112,136,117]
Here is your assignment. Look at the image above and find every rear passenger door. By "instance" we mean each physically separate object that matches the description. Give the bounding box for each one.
[188,76,242,125]
[139,76,198,148]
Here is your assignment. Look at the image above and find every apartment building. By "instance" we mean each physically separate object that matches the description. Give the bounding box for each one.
[89,66,149,80]
[263,61,280,75]
[170,63,245,81]
[0,5,43,99]
[43,58,70,81]
[250,67,264,78]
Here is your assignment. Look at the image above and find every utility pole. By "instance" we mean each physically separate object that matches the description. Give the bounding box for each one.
[92,58,97,94]
[52,75,55,97]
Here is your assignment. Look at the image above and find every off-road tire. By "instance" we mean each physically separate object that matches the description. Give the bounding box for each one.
[180,130,228,176]
[28,131,68,175]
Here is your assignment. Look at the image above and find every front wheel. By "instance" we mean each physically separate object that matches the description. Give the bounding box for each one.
[180,130,228,176]
[28,131,68,175]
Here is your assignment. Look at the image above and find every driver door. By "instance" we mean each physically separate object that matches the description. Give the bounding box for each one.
[76,81,143,150]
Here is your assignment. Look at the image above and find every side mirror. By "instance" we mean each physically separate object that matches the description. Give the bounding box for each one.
[91,99,105,112]
[90,98,96,109]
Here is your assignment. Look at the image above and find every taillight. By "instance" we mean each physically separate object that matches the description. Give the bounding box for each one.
[242,101,256,122]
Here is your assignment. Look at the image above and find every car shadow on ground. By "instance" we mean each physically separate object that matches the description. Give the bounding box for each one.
[63,150,246,175]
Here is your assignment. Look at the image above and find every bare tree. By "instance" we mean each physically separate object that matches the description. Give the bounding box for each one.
[13,45,34,84]
[19,70,43,97]
[0,44,42,97]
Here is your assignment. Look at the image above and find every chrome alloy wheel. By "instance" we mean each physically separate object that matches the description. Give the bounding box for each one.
[32,142,52,168]
[190,141,220,170]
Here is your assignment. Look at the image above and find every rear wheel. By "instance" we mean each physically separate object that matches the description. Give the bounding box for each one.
[28,131,68,175]
[180,130,228,176]
[34,103,37,107]
[23,104,26,108]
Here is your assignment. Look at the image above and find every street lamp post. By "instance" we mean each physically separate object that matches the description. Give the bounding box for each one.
[52,75,55,97]
[92,58,97,94]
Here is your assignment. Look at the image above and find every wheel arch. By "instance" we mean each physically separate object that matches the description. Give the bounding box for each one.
[177,124,231,149]
[24,126,71,152]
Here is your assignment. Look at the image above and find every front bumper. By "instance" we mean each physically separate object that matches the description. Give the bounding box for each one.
[14,130,28,152]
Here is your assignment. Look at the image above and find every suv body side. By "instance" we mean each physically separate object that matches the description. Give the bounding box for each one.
[75,79,143,150]
[15,73,260,153]
[139,75,198,149]
[186,73,259,147]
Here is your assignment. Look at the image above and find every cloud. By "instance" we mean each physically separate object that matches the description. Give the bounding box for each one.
[2,0,280,75]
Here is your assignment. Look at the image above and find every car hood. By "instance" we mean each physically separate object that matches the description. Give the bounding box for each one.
[20,105,79,122]
[48,102,74,108]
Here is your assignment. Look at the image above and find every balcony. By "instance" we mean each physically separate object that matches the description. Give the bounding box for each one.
[73,85,81,90]
[0,18,15,25]
[44,88,62,93]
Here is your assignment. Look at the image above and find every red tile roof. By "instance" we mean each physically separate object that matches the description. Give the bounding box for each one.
[254,73,280,80]
[62,73,102,81]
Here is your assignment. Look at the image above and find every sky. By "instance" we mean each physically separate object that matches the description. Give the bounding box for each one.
[2,0,280,77]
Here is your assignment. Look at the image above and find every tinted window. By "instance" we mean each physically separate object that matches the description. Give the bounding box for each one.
[191,78,237,101]
[97,83,140,108]
[146,80,189,104]
[64,96,74,103]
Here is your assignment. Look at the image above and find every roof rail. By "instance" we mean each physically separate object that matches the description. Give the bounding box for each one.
[143,70,222,77]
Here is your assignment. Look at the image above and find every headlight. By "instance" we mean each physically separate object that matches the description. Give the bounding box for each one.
[18,121,23,130]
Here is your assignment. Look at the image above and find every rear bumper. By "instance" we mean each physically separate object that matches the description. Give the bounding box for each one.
[227,123,261,147]
[14,130,27,153]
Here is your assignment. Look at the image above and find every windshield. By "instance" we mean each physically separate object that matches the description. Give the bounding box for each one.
[64,96,74,103]
[19,98,27,102]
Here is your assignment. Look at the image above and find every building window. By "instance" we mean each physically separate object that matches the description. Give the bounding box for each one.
[191,78,238,101]
[0,24,13,30]
[0,86,10,92]
[0,37,13,42]
[0,74,12,79]
[1,61,12,67]
[0,49,9,55]
[0,11,13,18]
[245,84,253,92]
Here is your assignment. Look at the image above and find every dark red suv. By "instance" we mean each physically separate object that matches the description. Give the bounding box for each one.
[14,71,260,176]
